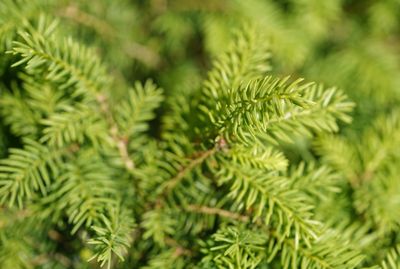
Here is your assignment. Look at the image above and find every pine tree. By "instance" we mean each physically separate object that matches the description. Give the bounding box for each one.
[0,0,399,268]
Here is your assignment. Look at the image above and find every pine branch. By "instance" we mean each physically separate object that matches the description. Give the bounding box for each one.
[159,147,217,195]
[88,206,135,269]
[114,80,164,147]
[314,135,360,185]
[40,104,108,148]
[0,88,40,138]
[0,0,49,50]
[216,161,320,243]
[192,205,363,268]
[206,76,354,145]
[10,16,109,97]
[261,86,353,143]
[199,24,270,131]
[201,226,267,269]
[210,76,314,132]
[185,204,250,222]
[10,17,143,172]
[201,25,270,96]
[96,93,136,171]
[288,163,341,200]
[224,139,288,171]
[39,149,117,234]
[0,139,67,207]
[141,208,177,247]
[360,111,400,180]
[21,74,67,116]
[266,228,364,269]
[379,245,400,269]
[141,248,187,269]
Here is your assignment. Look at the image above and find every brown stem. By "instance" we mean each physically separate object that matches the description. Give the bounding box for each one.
[96,94,135,171]
[185,204,250,222]
[58,5,115,38]
[165,237,193,257]
[146,146,218,212]
[160,147,217,194]
[58,5,160,67]
[186,205,333,268]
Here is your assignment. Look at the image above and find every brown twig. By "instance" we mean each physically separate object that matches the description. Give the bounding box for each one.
[160,147,217,194]
[185,204,250,222]
[96,94,135,171]
[184,204,331,266]
[164,237,193,257]
[58,5,161,67]
[58,5,115,39]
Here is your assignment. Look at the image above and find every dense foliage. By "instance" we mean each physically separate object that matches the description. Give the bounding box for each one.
[0,0,399,268]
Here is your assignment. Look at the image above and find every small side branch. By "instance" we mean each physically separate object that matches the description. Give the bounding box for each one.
[58,5,161,67]
[161,147,217,194]
[96,94,135,171]
[185,204,249,222]
[164,237,193,257]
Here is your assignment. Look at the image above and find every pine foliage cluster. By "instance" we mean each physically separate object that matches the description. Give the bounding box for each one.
[0,0,399,268]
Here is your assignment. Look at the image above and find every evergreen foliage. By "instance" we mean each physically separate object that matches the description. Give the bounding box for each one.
[0,0,399,268]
